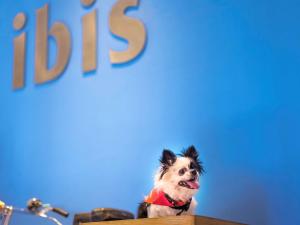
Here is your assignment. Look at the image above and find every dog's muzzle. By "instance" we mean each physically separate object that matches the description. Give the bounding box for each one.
[178,177,199,189]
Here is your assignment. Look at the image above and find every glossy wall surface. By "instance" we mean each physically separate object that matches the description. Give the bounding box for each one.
[0,0,299,225]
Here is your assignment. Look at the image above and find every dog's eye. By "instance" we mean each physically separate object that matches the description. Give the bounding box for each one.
[178,168,187,176]
[190,163,194,169]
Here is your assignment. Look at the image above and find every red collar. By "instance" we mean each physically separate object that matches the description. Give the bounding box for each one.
[144,189,189,208]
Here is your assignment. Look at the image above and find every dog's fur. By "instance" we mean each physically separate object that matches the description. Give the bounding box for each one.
[137,146,204,218]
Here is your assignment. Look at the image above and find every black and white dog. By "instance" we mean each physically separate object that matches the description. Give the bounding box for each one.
[138,146,204,218]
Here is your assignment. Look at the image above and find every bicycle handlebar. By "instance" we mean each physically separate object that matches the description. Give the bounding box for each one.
[52,207,69,218]
[0,198,69,225]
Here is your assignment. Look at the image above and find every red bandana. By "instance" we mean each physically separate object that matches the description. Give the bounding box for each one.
[144,189,187,207]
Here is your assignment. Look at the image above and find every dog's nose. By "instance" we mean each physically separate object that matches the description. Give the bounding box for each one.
[191,170,197,176]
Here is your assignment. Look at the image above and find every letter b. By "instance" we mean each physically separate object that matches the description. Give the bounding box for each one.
[35,4,71,84]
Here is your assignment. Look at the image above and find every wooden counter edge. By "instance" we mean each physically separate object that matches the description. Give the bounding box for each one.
[80,215,247,225]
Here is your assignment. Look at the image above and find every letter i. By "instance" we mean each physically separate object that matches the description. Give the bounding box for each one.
[13,12,27,89]
[81,0,97,73]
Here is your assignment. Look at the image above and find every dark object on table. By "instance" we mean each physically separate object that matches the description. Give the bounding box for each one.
[73,212,91,225]
[92,208,134,221]
[73,208,134,225]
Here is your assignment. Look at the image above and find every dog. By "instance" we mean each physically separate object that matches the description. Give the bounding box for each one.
[137,146,204,218]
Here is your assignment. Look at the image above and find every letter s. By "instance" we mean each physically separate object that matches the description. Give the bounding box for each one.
[109,0,147,64]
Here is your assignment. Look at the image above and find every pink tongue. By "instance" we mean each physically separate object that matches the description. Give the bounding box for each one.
[187,181,199,189]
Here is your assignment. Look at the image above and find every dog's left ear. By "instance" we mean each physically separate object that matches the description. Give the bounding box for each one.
[182,145,204,174]
[182,145,199,161]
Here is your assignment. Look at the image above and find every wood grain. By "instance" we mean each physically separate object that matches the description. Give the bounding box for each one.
[80,215,247,225]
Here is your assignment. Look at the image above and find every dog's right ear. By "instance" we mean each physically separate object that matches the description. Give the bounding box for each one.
[160,149,176,166]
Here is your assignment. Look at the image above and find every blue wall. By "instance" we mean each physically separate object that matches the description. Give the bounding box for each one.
[0,0,299,225]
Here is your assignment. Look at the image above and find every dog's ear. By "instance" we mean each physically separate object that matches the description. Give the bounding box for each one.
[160,149,176,166]
[182,145,199,161]
[182,145,204,174]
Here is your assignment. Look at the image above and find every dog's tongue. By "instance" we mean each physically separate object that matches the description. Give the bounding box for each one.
[187,180,199,189]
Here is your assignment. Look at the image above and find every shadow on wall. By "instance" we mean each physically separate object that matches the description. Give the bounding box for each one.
[199,107,292,225]
[219,175,268,225]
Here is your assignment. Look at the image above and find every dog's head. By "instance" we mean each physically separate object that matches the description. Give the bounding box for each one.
[154,146,204,201]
